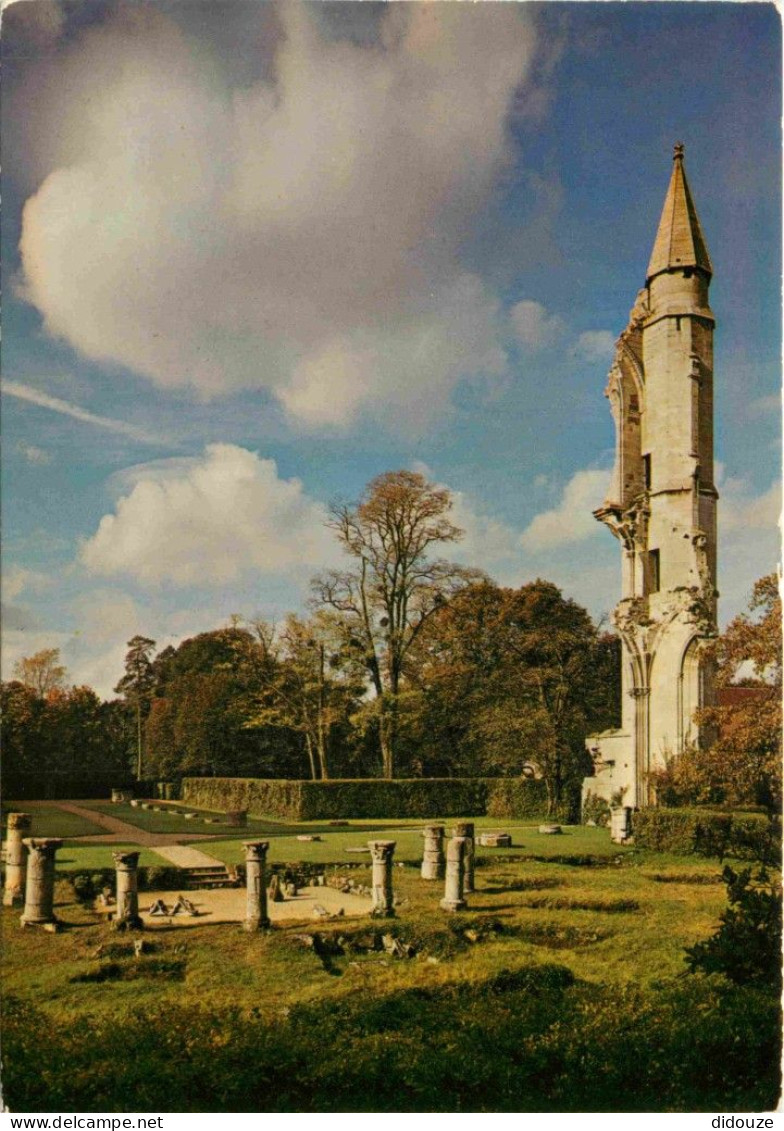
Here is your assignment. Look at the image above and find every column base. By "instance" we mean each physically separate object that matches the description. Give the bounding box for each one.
[4,889,24,908]
[244,917,271,932]
[20,914,60,929]
[112,915,144,931]
[439,898,467,912]
[370,907,395,919]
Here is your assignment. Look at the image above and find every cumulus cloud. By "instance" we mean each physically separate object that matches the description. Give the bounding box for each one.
[520,468,609,551]
[15,4,543,429]
[81,443,339,587]
[509,300,565,350]
[573,330,616,362]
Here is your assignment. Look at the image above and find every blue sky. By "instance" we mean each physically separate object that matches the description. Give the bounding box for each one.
[3,1,781,698]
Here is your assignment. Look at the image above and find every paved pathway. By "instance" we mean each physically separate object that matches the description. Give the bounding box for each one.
[152,844,227,868]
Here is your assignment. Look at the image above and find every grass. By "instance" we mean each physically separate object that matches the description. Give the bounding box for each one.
[2,804,107,840]
[55,845,172,871]
[2,836,779,1112]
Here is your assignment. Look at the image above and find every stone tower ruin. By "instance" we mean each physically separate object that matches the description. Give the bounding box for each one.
[583,144,718,810]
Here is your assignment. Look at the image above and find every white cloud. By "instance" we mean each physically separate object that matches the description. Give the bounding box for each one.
[520,468,609,551]
[573,330,616,362]
[719,475,781,534]
[4,381,164,445]
[81,443,338,587]
[3,565,50,602]
[16,4,544,429]
[509,300,565,350]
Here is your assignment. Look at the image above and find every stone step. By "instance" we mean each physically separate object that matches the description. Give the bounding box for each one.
[180,865,236,890]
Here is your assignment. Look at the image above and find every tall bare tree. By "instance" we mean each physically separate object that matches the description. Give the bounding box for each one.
[312,470,480,777]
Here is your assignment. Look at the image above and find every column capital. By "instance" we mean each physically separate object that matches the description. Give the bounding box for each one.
[368,840,396,863]
[112,850,141,870]
[243,840,269,861]
[22,838,63,857]
[7,813,32,832]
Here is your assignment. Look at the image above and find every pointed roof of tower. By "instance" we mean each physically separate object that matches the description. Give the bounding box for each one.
[646,144,713,283]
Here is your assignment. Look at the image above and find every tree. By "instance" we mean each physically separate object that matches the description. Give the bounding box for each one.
[407,581,620,814]
[312,470,480,778]
[651,574,782,811]
[13,648,67,697]
[143,627,304,780]
[245,614,361,779]
[115,636,156,779]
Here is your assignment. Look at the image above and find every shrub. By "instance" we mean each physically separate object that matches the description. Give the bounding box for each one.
[633,807,779,862]
[139,866,184,891]
[70,874,95,902]
[581,790,610,827]
[686,865,783,991]
[181,777,548,820]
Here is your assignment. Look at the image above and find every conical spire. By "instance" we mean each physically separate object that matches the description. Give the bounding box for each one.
[646,144,713,284]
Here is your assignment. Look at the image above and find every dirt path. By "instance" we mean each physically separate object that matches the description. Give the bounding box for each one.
[49,801,222,852]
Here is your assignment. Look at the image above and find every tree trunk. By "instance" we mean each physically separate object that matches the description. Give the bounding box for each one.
[136,700,143,780]
[304,732,318,780]
[316,644,329,779]
[379,697,397,779]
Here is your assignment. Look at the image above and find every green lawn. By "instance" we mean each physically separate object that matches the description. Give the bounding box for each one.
[55,844,172,871]
[202,822,632,866]
[2,804,106,839]
[2,843,778,1113]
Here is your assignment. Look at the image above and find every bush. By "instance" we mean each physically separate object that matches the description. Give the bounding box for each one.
[181,777,548,820]
[581,790,610,827]
[686,865,783,991]
[70,874,95,902]
[633,807,779,862]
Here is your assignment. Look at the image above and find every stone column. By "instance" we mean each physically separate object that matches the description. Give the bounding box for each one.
[3,813,31,907]
[243,841,271,931]
[452,821,475,892]
[610,807,633,844]
[20,838,62,927]
[112,850,143,929]
[421,824,446,880]
[440,835,468,912]
[368,840,396,917]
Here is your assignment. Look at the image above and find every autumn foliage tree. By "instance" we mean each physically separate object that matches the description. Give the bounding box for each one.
[13,648,67,697]
[405,580,620,814]
[651,574,782,811]
[312,470,480,778]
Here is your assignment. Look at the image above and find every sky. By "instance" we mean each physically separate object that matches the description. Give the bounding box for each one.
[2,0,781,699]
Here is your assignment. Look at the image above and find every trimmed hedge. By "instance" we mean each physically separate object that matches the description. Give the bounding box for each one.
[633,808,780,863]
[485,778,553,819]
[181,777,549,821]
